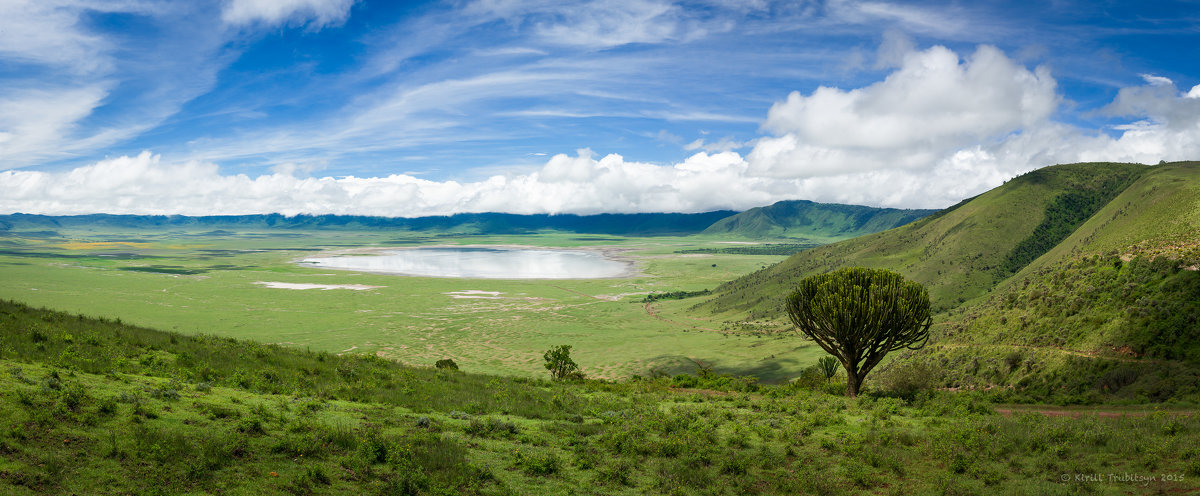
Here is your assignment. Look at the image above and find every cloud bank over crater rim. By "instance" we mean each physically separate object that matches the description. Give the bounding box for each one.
[3,43,1199,217]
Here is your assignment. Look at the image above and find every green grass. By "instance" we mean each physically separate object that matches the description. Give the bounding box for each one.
[878,251,1200,405]
[3,301,1199,495]
[0,228,819,382]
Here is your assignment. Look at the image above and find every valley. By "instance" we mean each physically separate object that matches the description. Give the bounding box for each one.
[2,162,1199,494]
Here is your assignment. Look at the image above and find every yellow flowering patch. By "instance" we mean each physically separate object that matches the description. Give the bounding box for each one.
[57,241,151,250]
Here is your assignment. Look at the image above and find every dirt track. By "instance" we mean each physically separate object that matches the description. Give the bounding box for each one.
[994,407,1195,418]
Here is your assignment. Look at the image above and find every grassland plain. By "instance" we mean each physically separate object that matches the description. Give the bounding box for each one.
[0,227,822,382]
[2,301,1199,495]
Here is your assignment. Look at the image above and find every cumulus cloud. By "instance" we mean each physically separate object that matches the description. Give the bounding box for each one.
[753,44,1057,177]
[222,0,357,28]
[741,45,1200,207]
[0,150,773,216]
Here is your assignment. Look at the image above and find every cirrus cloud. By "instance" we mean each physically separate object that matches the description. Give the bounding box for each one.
[222,0,357,28]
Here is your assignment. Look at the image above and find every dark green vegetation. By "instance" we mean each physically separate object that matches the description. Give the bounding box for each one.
[3,300,1199,495]
[701,200,935,240]
[675,243,821,256]
[701,161,1200,405]
[786,268,932,397]
[998,171,1142,276]
[642,289,712,303]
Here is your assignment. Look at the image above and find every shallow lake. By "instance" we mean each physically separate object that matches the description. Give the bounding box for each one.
[300,247,631,279]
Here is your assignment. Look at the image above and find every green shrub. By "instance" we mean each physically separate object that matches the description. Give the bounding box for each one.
[877,361,938,399]
[514,449,560,476]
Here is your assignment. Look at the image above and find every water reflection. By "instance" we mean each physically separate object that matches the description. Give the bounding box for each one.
[301,247,630,279]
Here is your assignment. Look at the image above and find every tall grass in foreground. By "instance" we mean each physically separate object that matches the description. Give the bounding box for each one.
[2,299,1198,495]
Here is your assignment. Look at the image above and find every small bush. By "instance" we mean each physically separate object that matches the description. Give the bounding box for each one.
[514,450,560,476]
[434,358,458,370]
[790,365,827,389]
[877,361,938,398]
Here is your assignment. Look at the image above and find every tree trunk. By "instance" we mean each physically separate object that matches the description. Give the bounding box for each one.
[845,369,860,398]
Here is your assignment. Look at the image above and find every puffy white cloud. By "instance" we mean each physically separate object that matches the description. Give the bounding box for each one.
[0,150,769,216]
[222,0,357,28]
[754,44,1057,177]
[739,44,1200,208]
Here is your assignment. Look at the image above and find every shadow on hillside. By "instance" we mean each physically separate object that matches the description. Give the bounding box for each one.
[643,354,802,384]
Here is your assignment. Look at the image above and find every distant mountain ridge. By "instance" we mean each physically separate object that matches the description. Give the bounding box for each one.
[701,200,935,240]
[0,200,934,240]
[0,211,738,237]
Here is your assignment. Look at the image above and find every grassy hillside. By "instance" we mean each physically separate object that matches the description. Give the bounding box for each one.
[692,161,1200,405]
[884,162,1200,403]
[700,200,935,241]
[700,162,1148,319]
[889,252,1200,404]
[3,300,1199,495]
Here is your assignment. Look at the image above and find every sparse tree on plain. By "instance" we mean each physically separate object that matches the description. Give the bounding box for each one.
[785,267,932,397]
[543,345,582,381]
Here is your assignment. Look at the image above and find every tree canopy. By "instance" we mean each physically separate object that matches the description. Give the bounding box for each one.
[785,267,932,397]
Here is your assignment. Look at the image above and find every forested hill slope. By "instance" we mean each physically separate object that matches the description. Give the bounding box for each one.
[699,162,1149,318]
[700,200,935,240]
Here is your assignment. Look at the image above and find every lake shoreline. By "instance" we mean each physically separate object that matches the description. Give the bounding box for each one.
[295,244,643,279]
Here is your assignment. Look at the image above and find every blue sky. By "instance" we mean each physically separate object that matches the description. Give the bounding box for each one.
[1,0,1198,216]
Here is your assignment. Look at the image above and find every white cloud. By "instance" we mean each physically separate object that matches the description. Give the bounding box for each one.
[827,0,967,37]
[5,42,1199,217]
[0,150,772,216]
[0,86,109,163]
[464,0,724,48]
[0,1,229,168]
[222,0,356,28]
[0,0,111,75]
[753,44,1058,177]
[683,136,748,152]
[1140,74,1174,86]
[740,44,1200,207]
